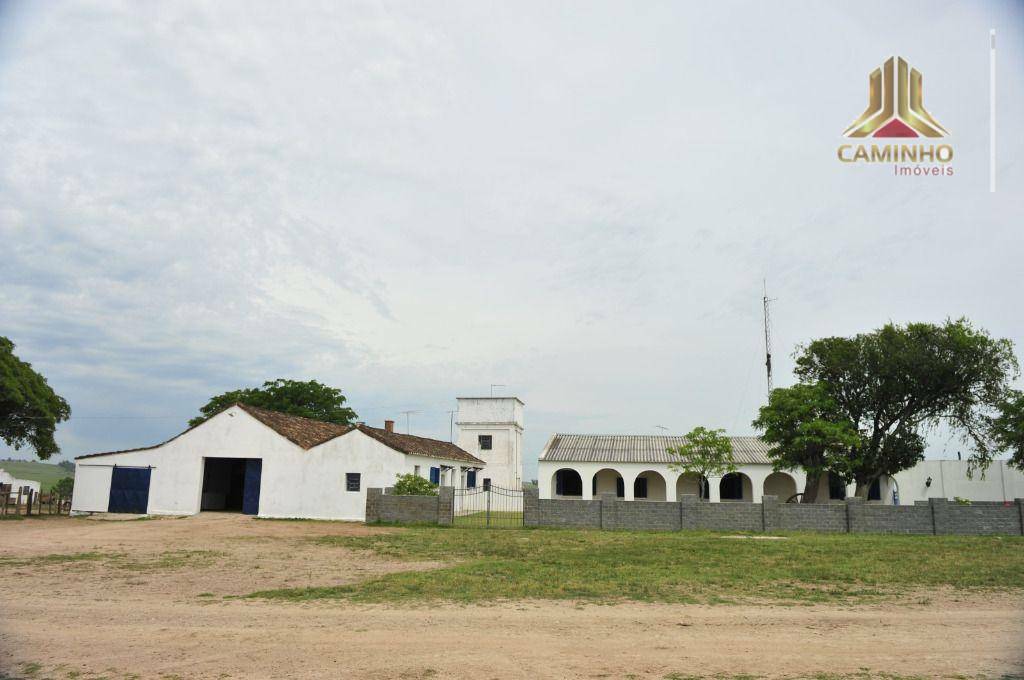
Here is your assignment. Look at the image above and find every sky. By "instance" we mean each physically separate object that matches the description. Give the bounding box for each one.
[1,0,1022,481]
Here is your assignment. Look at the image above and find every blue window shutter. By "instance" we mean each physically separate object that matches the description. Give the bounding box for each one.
[430,467,440,484]
[467,470,476,488]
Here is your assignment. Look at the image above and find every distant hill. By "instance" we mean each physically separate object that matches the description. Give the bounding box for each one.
[0,460,73,492]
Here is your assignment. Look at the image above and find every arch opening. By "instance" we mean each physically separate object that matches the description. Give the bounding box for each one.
[634,470,667,501]
[592,468,624,498]
[763,471,798,502]
[676,472,709,500]
[552,468,583,497]
[719,472,753,502]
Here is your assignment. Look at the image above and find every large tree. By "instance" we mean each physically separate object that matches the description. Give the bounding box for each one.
[189,379,358,427]
[752,383,860,503]
[667,426,736,499]
[0,337,71,460]
[784,319,1020,498]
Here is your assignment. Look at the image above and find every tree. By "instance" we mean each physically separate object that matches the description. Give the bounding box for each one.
[991,389,1024,470]
[56,460,75,472]
[0,337,71,460]
[752,383,860,503]
[667,426,736,499]
[53,476,74,498]
[793,319,1020,497]
[189,379,357,427]
[392,473,438,496]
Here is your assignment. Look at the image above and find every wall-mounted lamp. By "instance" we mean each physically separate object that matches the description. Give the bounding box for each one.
[925,476,932,488]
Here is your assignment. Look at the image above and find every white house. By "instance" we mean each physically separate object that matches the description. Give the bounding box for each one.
[455,396,524,489]
[72,404,485,520]
[0,468,41,495]
[537,433,1024,505]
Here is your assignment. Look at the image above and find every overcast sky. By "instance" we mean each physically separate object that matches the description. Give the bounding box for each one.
[1,1,1021,480]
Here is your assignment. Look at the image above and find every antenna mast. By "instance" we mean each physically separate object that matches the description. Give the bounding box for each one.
[762,280,776,395]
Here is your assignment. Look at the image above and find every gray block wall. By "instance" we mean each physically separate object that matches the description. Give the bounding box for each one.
[369,487,1024,536]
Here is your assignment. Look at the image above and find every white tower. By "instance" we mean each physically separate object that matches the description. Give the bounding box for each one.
[456,397,524,489]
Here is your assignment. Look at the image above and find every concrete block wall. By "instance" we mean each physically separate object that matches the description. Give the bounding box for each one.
[369,488,1024,536]
[777,502,849,532]
[365,487,452,525]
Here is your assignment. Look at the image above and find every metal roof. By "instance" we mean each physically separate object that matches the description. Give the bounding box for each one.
[539,434,773,465]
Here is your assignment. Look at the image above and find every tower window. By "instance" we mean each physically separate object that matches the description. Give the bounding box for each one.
[478,435,492,450]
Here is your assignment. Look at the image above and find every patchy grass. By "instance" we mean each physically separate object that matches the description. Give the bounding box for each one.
[0,550,221,572]
[249,526,1024,605]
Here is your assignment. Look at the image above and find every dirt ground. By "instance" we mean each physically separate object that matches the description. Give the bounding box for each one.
[1,514,1022,680]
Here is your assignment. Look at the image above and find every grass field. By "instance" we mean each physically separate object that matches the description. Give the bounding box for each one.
[0,460,72,491]
[250,525,1024,605]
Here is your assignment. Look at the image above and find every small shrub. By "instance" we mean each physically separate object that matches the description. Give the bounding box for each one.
[393,474,438,496]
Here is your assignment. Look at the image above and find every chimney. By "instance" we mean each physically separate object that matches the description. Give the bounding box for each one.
[384,419,395,433]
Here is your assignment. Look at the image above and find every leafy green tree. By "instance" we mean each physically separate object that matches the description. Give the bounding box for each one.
[667,426,736,499]
[189,379,357,427]
[794,319,1020,497]
[56,459,75,472]
[753,383,860,503]
[392,473,438,496]
[53,476,74,498]
[991,389,1024,470]
[0,337,71,460]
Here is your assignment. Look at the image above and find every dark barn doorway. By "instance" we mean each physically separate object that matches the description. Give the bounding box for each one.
[201,458,262,514]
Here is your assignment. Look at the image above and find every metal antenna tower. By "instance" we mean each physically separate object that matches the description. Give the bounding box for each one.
[398,410,419,434]
[763,280,777,395]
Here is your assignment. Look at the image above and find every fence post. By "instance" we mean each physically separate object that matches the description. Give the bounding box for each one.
[929,497,949,535]
[16,487,24,516]
[365,488,382,523]
[1016,499,1024,536]
[599,492,617,530]
[523,487,539,527]
[845,497,864,533]
[762,495,779,533]
[437,486,454,526]
[679,494,699,531]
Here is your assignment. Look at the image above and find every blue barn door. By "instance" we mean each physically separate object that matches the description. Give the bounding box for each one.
[242,459,262,515]
[108,466,151,514]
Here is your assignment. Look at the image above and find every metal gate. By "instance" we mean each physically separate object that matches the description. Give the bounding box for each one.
[453,484,523,527]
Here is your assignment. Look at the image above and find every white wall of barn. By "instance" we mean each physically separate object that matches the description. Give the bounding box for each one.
[71,405,481,520]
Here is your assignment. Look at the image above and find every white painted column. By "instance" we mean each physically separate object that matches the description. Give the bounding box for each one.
[708,476,722,503]
[622,471,637,501]
[580,466,593,500]
[665,475,678,502]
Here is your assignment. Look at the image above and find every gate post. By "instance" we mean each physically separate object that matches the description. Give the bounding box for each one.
[437,486,454,525]
[485,487,491,527]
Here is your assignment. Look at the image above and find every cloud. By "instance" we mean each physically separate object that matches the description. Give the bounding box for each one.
[1,1,1022,479]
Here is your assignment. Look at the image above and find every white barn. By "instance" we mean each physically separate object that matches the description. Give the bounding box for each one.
[538,434,1024,505]
[72,404,484,520]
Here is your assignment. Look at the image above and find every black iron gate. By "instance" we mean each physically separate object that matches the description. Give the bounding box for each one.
[453,484,523,527]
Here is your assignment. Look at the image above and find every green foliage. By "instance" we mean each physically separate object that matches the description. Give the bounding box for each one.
[0,337,71,459]
[249,527,1024,605]
[667,426,736,498]
[760,319,1020,497]
[393,473,438,496]
[991,389,1024,470]
[188,379,357,427]
[0,459,74,491]
[752,383,860,503]
[53,476,74,497]
[56,459,74,472]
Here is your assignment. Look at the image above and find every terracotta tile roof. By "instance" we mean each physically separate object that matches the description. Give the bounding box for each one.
[539,434,773,465]
[356,425,485,465]
[238,404,352,449]
[77,403,483,465]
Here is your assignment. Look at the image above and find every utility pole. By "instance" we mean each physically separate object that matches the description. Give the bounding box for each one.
[763,280,776,395]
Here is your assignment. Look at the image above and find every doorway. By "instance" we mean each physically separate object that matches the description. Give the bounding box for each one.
[201,458,261,514]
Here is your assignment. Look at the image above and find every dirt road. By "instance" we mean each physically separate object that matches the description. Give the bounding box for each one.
[1,514,1021,679]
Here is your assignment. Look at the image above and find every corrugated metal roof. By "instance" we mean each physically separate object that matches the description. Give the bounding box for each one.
[539,434,773,465]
